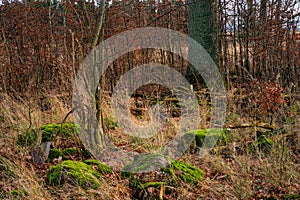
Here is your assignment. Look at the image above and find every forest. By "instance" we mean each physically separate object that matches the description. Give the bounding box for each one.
[0,0,299,199]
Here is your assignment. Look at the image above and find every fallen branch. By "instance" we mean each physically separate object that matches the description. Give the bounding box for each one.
[226,122,276,130]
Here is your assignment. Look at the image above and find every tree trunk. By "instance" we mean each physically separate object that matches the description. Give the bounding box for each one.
[186,0,218,88]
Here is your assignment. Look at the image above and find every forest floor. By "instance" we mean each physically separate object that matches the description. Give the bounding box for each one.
[0,86,299,200]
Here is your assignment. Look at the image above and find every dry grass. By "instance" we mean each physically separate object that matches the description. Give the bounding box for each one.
[0,86,299,199]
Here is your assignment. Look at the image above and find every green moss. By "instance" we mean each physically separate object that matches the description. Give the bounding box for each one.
[121,154,170,178]
[130,180,164,189]
[62,148,78,156]
[122,153,204,184]
[122,154,203,185]
[84,159,112,174]
[16,123,80,147]
[81,149,93,159]
[130,180,165,199]
[141,181,164,188]
[186,128,229,148]
[163,160,204,184]
[48,148,78,161]
[46,160,102,189]
[40,123,80,142]
[48,148,62,160]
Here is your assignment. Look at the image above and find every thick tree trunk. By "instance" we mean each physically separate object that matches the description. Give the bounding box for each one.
[186,0,218,88]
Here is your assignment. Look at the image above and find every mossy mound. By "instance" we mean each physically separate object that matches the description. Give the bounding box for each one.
[84,160,112,174]
[48,148,62,160]
[48,147,90,162]
[47,147,94,163]
[185,128,229,148]
[163,160,203,184]
[122,154,203,185]
[62,148,78,156]
[81,149,93,159]
[40,123,79,141]
[122,157,202,199]
[121,154,171,178]
[121,154,169,199]
[17,123,79,146]
[46,160,102,189]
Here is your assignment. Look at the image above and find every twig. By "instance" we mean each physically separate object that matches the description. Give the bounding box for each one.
[226,122,276,130]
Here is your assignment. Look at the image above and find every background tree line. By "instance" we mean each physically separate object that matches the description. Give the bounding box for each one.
[0,0,299,100]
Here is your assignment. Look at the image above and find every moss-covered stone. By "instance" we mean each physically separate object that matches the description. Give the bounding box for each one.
[122,154,203,185]
[46,160,102,189]
[81,149,93,159]
[121,154,170,179]
[48,148,62,160]
[62,148,78,156]
[48,147,79,161]
[185,128,229,148]
[163,160,203,184]
[16,123,80,147]
[84,159,112,174]
[40,123,79,141]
